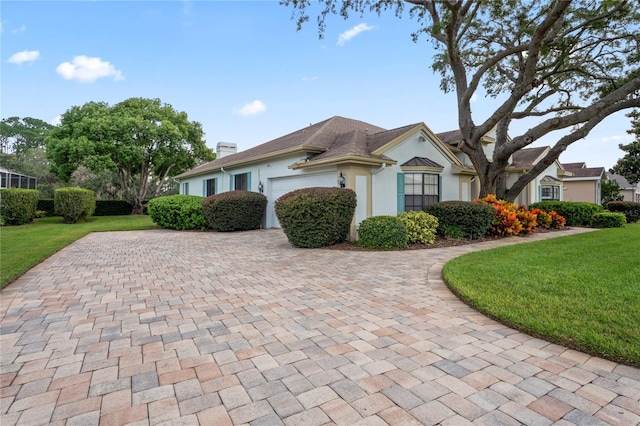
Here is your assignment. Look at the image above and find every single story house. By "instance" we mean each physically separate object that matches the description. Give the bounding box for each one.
[561,162,605,204]
[175,116,565,237]
[605,172,639,203]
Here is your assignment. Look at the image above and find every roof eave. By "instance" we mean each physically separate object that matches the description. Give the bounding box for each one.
[289,155,397,170]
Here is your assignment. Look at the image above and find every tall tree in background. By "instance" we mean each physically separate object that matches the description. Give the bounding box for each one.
[610,110,640,184]
[47,98,216,214]
[285,0,640,200]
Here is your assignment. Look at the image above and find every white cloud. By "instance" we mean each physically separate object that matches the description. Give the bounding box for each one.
[51,115,62,126]
[337,23,375,46]
[8,50,40,64]
[233,100,266,116]
[12,25,26,34]
[470,93,478,103]
[600,135,631,143]
[56,55,124,82]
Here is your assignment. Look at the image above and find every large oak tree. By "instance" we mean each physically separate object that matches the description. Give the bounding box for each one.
[285,0,640,200]
[47,97,215,214]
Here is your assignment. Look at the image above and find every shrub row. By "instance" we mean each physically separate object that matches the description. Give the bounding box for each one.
[275,187,356,248]
[55,188,96,224]
[358,216,407,249]
[591,212,627,228]
[0,188,39,225]
[203,191,267,232]
[606,201,640,224]
[37,199,133,217]
[530,201,604,227]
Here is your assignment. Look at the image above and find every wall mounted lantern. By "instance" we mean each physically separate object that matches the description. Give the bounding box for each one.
[258,181,264,194]
[338,172,346,188]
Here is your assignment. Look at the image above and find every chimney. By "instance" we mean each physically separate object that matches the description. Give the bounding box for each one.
[216,142,237,159]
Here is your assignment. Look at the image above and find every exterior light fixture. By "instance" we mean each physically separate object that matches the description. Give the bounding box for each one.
[338,172,346,188]
[258,181,264,194]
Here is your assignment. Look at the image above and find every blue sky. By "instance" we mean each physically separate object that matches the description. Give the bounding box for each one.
[2,0,634,170]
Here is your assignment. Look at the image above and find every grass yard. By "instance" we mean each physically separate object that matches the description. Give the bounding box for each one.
[443,223,640,366]
[1,215,157,288]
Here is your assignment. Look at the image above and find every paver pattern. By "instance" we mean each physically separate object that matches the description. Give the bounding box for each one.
[1,228,639,425]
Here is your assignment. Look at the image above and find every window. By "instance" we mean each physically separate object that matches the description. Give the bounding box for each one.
[541,185,560,200]
[182,182,189,195]
[205,178,217,196]
[234,173,248,191]
[404,173,439,211]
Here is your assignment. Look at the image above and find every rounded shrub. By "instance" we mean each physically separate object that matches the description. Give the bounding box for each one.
[202,190,267,232]
[357,216,407,249]
[0,188,39,225]
[426,201,495,239]
[606,201,640,224]
[530,201,604,227]
[275,187,356,248]
[591,212,626,228]
[54,188,96,224]
[397,211,438,244]
[147,195,208,230]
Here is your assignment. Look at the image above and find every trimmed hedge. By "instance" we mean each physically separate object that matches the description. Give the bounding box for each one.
[530,201,604,227]
[357,216,407,249]
[202,190,267,232]
[54,188,96,224]
[275,187,356,248]
[147,195,208,230]
[397,211,438,244]
[37,199,55,217]
[606,201,640,224]
[426,201,496,240]
[0,188,39,225]
[591,212,627,228]
[95,200,134,216]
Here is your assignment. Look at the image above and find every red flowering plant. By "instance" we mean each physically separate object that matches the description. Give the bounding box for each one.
[475,194,524,236]
[549,211,566,229]
[517,206,538,234]
[530,208,552,229]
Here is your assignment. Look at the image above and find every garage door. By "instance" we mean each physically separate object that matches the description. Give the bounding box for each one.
[267,173,337,228]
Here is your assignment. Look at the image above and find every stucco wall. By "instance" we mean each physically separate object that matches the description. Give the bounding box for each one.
[564,180,598,203]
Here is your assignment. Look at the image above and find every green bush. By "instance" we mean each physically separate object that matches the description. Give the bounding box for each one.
[426,201,496,239]
[275,187,356,248]
[397,211,438,244]
[94,200,134,216]
[54,188,96,224]
[37,199,55,217]
[0,188,39,225]
[591,212,626,228]
[530,201,604,227]
[202,190,267,232]
[357,216,407,249]
[147,195,208,230]
[606,201,640,224]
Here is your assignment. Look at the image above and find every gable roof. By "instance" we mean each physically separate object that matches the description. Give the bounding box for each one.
[606,172,636,189]
[176,116,461,179]
[511,147,549,168]
[561,163,605,179]
[435,130,462,146]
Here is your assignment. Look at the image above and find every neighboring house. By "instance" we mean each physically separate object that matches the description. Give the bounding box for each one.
[606,172,639,202]
[434,131,566,206]
[175,116,566,237]
[562,162,605,204]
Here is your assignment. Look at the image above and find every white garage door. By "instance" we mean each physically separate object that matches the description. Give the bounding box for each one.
[267,173,337,228]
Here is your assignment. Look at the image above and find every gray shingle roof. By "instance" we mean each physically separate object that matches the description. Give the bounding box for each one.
[401,157,444,168]
[511,147,548,168]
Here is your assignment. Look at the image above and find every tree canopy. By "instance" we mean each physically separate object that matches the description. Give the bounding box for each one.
[47,98,215,213]
[1,117,54,154]
[610,110,640,184]
[285,0,640,200]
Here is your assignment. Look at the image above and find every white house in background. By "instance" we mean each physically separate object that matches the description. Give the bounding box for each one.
[175,116,565,237]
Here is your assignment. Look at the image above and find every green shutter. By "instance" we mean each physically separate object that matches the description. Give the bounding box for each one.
[538,185,542,202]
[214,178,218,195]
[229,175,233,191]
[247,172,252,191]
[202,180,206,197]
[397,173,405,213]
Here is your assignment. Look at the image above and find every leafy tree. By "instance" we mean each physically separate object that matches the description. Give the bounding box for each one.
[610,110,640,184]
[601,179,623,205]
[285,0,640,200]
[0,117,54,154]
[47,98,216,214]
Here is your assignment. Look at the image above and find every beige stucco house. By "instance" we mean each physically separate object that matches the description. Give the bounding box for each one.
[562,163,605,204]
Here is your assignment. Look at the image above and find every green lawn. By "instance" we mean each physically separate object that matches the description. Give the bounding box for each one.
[1,215,157,288]
[443,223,640,366]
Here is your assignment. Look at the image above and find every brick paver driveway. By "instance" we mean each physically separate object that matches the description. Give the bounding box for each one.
[1,228,639,425]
